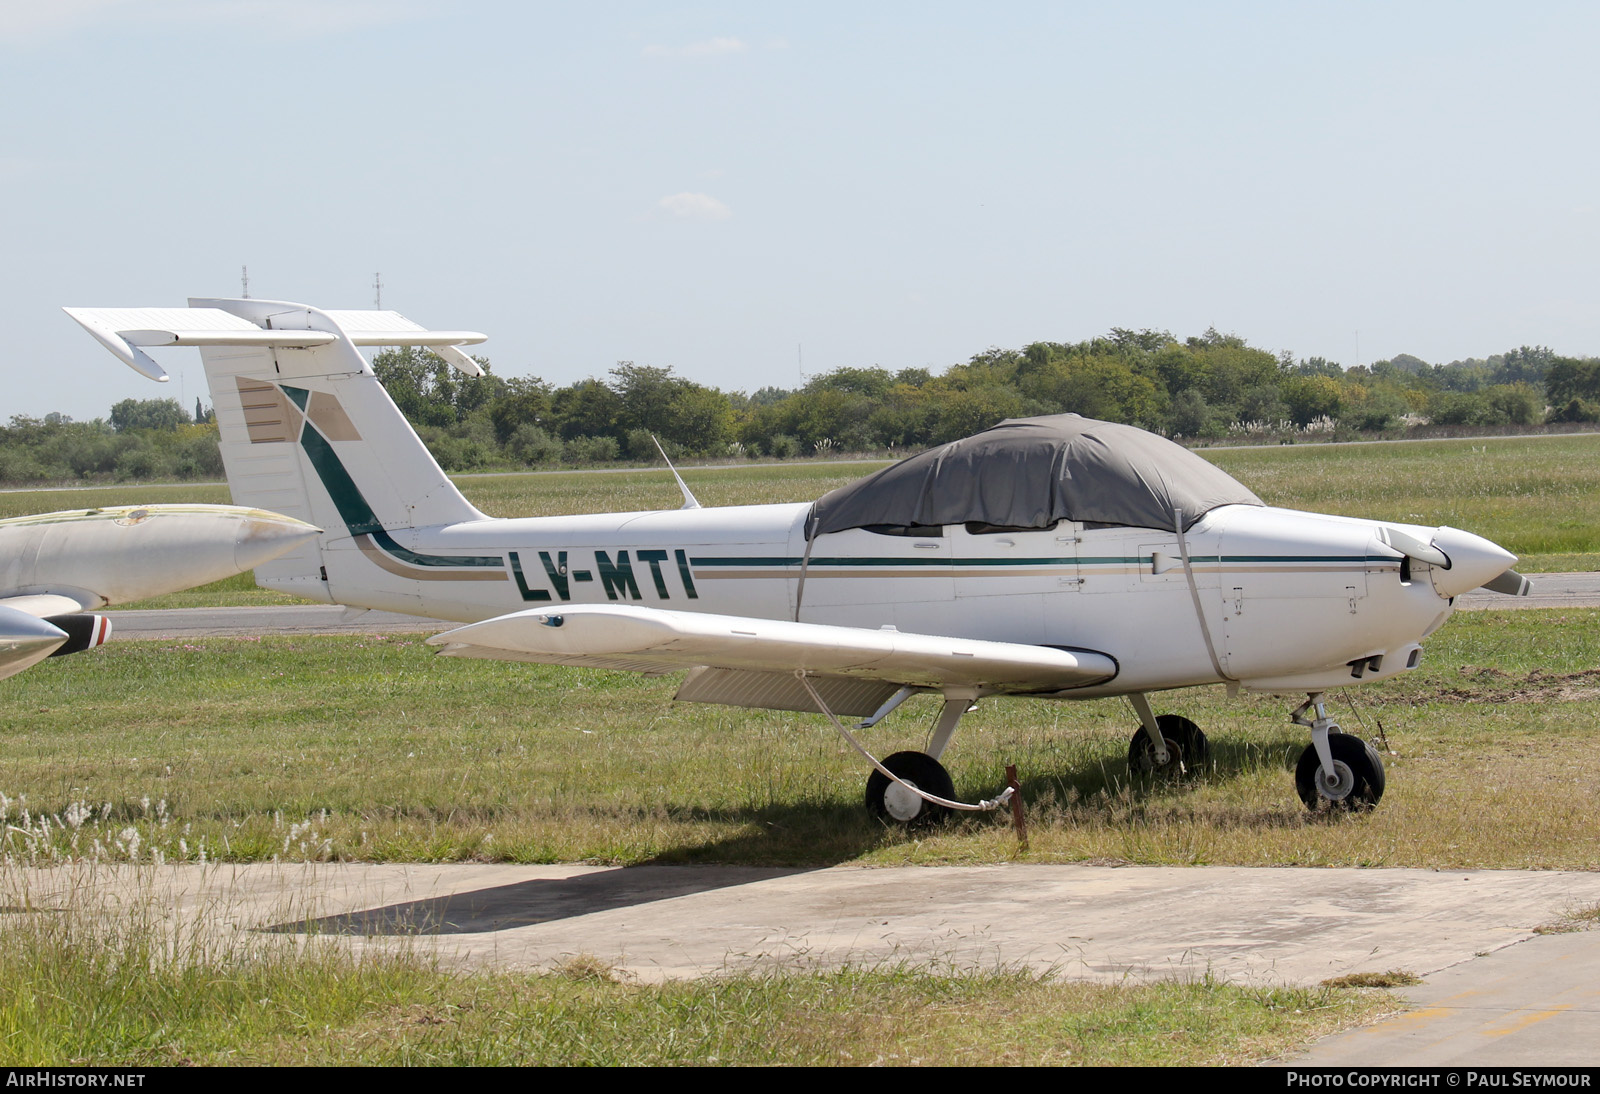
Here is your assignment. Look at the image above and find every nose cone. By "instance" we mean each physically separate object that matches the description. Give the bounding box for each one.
[0,607,68,682]
[233,512,323,572]
[1429,526,1517,599]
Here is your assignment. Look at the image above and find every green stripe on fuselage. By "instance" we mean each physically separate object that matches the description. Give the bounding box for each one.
[686,554,1388,569]
[298,423,502,569]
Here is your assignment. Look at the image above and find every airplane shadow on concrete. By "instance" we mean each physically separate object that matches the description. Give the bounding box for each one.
[263,863,817,937]
[263,734,1316,938]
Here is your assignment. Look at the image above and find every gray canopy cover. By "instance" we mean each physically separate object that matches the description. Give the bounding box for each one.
[808,414,1262,537]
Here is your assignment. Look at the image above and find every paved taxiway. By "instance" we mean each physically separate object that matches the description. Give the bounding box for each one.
[91,577,1600,1066]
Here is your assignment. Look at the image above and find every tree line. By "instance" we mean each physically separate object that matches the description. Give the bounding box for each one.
[5,331,1598,483]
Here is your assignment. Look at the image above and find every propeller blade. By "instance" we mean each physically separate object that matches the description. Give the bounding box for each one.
[1479,569,1533,597]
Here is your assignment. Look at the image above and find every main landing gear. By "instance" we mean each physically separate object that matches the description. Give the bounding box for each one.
[862,692,970,826]
[1127,693,1210,776]
[1290,694,1385,810]
[858,689,1389,823]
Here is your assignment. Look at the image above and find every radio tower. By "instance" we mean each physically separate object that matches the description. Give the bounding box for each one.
[241,265,250,299]
[373,272,382,308]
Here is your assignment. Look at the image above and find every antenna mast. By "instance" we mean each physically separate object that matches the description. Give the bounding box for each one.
[373,272,382,308]
[241,265,249,299]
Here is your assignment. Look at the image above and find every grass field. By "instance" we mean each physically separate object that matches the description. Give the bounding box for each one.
[2,608,1596,871]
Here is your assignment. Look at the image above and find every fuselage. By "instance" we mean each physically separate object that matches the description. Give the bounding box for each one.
[296,500,1492,699]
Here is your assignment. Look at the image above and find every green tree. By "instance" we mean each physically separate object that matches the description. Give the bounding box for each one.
[550,379,622,442]
[488,376,553,444]
[611,363,690,437]
[109,398,189,433]
[1544,357,1600,405]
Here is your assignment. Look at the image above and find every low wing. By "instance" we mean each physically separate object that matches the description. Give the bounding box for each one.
[427,605,1118,716]
[0,505,320,609]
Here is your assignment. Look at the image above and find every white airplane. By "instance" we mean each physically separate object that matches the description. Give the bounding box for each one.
[65,298,1533,822]
[0,503,320,681]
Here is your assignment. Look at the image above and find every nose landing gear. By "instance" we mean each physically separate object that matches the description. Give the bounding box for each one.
[1290,694,1385,810]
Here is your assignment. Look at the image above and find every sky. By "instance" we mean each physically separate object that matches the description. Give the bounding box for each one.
[4,1,1599,421]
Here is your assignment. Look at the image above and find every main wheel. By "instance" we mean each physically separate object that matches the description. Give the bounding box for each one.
[1127,715,1210,776]
[865,751,955,826]
[1295,734,1386,811]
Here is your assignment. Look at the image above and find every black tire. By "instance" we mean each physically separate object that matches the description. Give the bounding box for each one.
[1127,714,1210,776]
[1294,734,1386,811]
[865,750,955,826]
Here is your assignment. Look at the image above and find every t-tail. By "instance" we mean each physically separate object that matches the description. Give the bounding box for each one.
[64,299,491,609]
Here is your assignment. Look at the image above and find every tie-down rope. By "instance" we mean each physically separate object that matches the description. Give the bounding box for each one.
[795,671,1014,813]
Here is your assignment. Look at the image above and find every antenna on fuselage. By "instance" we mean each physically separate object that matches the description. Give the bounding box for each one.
[652,435,702,510]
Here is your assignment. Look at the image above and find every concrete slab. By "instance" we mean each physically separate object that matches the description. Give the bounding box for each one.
[16,863,1600,1063]
[12,863,1599,988]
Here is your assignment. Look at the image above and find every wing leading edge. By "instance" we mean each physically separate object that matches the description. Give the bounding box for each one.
[427,604,1118,716]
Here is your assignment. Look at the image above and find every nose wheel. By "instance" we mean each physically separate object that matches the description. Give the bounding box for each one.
[1294,733,1385,810]
[1290,694,1386,810]
[865,751,954,826]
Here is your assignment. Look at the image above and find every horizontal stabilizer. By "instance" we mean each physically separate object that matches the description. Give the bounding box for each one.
[427,604,1119,695]
[64,304,488,380]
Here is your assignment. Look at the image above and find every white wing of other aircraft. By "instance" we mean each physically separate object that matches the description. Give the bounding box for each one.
[66,298,1531,822]
[0,504,319,681]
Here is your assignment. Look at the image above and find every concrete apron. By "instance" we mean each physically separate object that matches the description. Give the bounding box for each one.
[9,862,1599,987]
